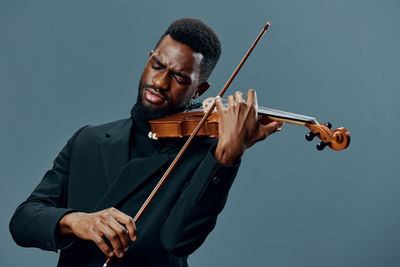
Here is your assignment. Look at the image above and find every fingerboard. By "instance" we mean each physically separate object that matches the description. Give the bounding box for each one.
[258,106,317,124]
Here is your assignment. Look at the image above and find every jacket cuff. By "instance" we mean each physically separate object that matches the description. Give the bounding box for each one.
[196,145,240,201]
[54,210,78,250]
[44,208,76,251]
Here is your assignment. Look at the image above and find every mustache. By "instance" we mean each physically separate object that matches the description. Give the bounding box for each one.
[142,83,171,102]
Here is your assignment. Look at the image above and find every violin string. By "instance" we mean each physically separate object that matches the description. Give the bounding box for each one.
[258,106,317,124]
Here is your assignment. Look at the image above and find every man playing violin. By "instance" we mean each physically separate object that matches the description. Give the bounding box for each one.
[10,18,283,266]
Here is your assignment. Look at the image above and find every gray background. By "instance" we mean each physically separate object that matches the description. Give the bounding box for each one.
[1,0,399,266]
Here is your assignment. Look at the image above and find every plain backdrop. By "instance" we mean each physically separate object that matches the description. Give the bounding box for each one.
[1,0,399,266]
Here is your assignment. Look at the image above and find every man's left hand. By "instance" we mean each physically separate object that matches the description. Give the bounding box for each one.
[214,89,283,165]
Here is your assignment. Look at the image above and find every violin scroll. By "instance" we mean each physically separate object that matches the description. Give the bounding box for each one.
[306,123,350,151]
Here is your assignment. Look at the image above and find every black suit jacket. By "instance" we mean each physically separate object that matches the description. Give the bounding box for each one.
[10,118,239,266]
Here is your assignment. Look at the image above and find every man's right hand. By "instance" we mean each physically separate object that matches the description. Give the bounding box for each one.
[58,207,137,258]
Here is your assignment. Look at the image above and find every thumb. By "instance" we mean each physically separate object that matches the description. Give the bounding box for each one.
[260,121,284,136]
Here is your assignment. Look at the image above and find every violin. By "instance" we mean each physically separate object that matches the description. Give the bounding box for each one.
[148,98,350,151]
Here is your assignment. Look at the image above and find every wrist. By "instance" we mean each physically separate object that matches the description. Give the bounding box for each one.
[58,212,78,235]
[214,143,242,165]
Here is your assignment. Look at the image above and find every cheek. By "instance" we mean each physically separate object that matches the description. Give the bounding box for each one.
[140,65,154,83]
[170,87,195,104]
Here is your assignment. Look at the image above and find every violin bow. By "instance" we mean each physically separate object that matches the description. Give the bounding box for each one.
[103,21,271,267]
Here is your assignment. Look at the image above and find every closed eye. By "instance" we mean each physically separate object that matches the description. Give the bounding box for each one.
[173,74,186,84]
[151,57,165,70]
[172,71,191,85]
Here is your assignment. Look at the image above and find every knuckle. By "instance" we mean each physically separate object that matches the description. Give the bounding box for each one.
[101,245,111,254]
[120,215,131,223]
[94,236,103,244]
[110,232,117,239]
[94,218,102,226]
[117,227,126,235]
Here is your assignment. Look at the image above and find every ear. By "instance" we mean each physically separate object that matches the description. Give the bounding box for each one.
[193,82,210,99]
[149,50,154,57]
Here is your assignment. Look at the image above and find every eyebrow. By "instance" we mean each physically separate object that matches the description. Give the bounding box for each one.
[153,56,165,68]
[152,56,191,80]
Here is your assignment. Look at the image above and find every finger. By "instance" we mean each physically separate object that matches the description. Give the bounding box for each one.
[246,89,258,110]
[101,208,131,255]
[226,95,234,107]
[105,216,131,252]
[234,91,245,103]
[117,218,136,242]
[91,230,114,257]
[128,221,137,242]
[107,208,136,242]
[98,222,125,258]
[214,96,225,111]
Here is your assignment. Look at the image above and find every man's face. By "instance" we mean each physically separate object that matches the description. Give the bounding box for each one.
[137,35,205,119]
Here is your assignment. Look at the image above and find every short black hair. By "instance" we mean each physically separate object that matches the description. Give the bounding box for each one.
[155,18,221,81]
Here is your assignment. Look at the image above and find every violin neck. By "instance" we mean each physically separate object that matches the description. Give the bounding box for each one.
[258,106,317,126]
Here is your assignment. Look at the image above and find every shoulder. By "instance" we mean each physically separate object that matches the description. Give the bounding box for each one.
[72,118,131,144]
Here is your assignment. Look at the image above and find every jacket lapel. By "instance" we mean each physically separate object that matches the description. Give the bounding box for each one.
[95,154,170,211]
[99,119,132,186]
[97,118,174,211]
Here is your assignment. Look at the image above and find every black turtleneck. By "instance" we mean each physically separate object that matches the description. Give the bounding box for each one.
[129,104,162,159]
[129,101,204,160]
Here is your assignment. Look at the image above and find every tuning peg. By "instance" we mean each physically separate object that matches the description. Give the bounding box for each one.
[316,141,330,151]
[324,122,332,129]
[305,131,318,141]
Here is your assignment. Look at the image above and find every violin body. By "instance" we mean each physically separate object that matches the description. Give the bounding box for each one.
[150,111,219,138]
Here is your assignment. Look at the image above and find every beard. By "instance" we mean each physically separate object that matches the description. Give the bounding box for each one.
[131,79,193,131]
[135,79,193,120]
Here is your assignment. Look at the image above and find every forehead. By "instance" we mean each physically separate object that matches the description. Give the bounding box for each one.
[154,35,203,74]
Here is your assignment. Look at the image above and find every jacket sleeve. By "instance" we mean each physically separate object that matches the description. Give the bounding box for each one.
[9,125,88,252]
[160,144,240,256]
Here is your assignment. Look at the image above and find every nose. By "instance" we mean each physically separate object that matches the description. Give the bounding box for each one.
[153,70,170,91]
